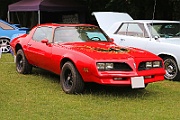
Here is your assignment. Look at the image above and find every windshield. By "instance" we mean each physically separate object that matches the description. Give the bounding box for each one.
[54,26,109,43]
[148,23,180,38]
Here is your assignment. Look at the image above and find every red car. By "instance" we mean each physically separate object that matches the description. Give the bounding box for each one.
[10,23,165,94]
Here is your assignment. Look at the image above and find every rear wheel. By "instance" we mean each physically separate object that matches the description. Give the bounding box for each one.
[16,49,32,74]
[0,38,10,53]
[163,57,180,81]
[60,61,85,94]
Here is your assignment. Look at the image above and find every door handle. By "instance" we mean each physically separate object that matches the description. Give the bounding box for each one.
[120,39,125,41]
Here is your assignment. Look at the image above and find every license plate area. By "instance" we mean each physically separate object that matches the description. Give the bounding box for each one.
[131,76,145,89]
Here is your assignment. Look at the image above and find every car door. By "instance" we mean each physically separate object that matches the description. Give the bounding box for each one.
[26,26,53,71]
[113,23,151,50]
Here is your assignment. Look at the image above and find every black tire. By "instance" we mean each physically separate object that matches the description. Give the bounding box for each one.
[163,57,180,81]
[16,49,32,74]
[60,61,85,94]
[0,38,10,53]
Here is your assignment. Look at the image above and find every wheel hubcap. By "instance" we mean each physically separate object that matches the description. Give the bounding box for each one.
[164,59,177,80]
[17,55,23,71]
[64,70,73,89]
[0,39,10,53]
[167,65,174,73]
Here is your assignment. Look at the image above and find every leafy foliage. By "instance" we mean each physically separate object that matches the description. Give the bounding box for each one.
[83,0,180,20]
[0,0,179,23]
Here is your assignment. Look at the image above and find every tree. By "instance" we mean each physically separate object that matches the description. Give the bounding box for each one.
[0,0,179,22]
[0,0,19,20]
[83,0,180,20]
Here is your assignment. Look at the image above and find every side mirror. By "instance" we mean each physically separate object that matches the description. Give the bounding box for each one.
[41,39,49,44]
[109,38,114,42]
[154,35,159,40]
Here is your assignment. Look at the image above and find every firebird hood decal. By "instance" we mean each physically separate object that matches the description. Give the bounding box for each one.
[61,42,157,60]
[60,42,156,59]
[74,45,130,54]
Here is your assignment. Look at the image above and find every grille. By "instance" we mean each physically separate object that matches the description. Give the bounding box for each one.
[113,62,133,71]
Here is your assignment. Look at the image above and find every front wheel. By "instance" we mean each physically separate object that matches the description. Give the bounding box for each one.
[16,49,32,74]
[0,38,10,53]
[60,61,85,94]
[163,57,180,81]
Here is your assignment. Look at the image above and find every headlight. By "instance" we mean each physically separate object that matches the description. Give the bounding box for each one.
[105,63,114,70]
[139,61,162,70]
[146,61,161,68]
[153,61,161,68]
[146,62,152,68]
[97,63,105,70]
[97,63,114,70]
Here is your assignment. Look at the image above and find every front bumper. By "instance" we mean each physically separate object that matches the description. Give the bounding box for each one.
[84,68,165,87]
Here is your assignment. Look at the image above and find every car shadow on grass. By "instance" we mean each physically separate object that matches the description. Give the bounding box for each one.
[31,67,60,83]
[31,68,159,98]
[83,83,157,98]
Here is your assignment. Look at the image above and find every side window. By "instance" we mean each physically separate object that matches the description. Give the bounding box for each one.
[54,27,70,43]
[0,21,14,30]
[116,23,128,35]
[127,23,143,37]
[127,23,148,38]
[32,27,53,42]
[54,27,79,43]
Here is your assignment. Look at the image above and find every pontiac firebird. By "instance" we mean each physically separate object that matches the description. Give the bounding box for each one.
[10,23,165,94]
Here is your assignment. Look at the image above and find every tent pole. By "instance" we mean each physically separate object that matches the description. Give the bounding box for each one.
[7,11,10,22]
[38,10,41,24]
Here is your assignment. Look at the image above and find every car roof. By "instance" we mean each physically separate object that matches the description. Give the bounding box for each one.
[37,23,96,27]
[122,20,180,24]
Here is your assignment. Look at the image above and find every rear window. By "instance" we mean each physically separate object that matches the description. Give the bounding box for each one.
[0,21,14,30]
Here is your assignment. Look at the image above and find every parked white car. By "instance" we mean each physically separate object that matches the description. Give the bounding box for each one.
[93,12,180,81]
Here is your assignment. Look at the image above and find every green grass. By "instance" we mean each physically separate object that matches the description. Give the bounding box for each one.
[0,54,180,120]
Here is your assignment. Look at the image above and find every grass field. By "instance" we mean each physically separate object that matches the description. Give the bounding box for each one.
[0,54,180,120]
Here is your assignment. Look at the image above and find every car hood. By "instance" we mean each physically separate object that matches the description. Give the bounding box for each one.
[60,42,157,60]
[92,12,133,32]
